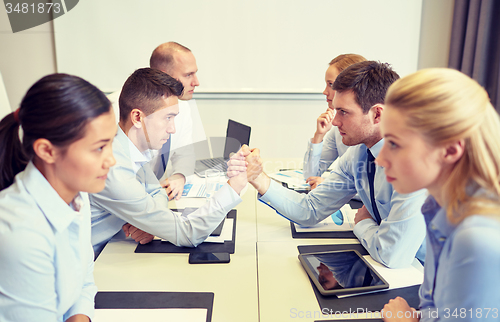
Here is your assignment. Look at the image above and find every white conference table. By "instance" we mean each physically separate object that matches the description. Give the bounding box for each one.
[255,159,365,321]
[93,159,379,322]
[93,184,259,322]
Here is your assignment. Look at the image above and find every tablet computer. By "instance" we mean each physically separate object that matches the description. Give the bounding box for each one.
[298,250,389,296]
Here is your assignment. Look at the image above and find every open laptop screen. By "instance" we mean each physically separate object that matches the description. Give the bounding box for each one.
[223,119,251,159]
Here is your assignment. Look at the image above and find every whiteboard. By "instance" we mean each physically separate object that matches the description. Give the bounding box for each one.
[54,0,422,93]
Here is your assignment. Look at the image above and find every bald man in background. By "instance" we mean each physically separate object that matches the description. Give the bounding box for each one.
[148,42,201,200]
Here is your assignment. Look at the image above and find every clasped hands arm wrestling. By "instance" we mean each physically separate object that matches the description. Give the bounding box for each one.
[123,144,370,245]
[121,149,251,245]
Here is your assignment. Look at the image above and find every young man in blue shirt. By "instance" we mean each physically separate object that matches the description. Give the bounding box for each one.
[90,68,247,256]
[241,61,427,268]
[108,42,202,201]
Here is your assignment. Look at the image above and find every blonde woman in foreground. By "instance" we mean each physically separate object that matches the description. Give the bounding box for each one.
[377,68,500,321]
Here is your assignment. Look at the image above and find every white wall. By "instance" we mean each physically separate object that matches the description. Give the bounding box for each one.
[0,0,455,158]
[53,0,423,94]
[418,0,455,69]
[0,71,11,119]
[0,10,56,111]
[196,98,325,159]
[196,0,456,159]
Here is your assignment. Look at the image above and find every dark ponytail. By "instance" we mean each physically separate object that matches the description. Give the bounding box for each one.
[0,73,111,190]
[0,113,28,190]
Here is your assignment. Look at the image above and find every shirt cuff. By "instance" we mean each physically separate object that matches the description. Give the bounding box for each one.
[65,292,96,321]
[258,179,282,205]
[353,216,377,240]
[307,139,324,157]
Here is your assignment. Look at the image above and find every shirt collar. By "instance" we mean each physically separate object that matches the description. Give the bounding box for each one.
[22,162,82,232]
[118,127,151,164]
[421,195,456,239]
[116,127,152,173]
[422,184,493,239]
[367,139,384,158]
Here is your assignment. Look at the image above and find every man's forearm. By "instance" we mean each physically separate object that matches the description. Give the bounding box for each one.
[249,172,271,195]
[66,314,90,322]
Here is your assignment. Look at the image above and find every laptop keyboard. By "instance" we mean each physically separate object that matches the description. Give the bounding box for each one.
[200,157,228,171]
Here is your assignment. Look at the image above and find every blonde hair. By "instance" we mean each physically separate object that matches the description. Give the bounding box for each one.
[386,68,500,224]
[329,54,366,72]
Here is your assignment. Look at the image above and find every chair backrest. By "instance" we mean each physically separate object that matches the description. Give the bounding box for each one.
[0,71,12,119]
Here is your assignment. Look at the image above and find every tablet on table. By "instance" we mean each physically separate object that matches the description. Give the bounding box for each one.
[298,250,389,296]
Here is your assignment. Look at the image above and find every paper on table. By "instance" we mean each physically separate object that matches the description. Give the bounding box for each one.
[336,256,424,298]
[268,170,310,190]
[180,174,247,200]
[204,218,233,243]
[294,204,355,232]
[182,182,224,198]
[93,308,207,321]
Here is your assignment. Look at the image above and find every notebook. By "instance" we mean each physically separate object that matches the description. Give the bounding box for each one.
[195,119,251,177]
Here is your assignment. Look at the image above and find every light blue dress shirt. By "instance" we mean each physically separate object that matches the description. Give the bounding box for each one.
[418,194,500,321]
[0,162,97,322]
[261,139,427,268]
[303,127,349,179]
[90,127,242,254]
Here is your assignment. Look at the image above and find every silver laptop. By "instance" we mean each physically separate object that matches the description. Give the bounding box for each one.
[195,119,251,177]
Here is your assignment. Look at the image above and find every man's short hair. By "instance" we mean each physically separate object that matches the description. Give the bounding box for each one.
[332,61,400,114]
[149,42,191,73]
[119,68,184,122]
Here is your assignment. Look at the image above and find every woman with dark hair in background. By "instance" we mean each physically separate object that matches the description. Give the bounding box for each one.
[0,74,117,322]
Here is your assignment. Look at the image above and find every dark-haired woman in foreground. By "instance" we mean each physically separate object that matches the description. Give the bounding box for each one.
[0,74,116,321]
